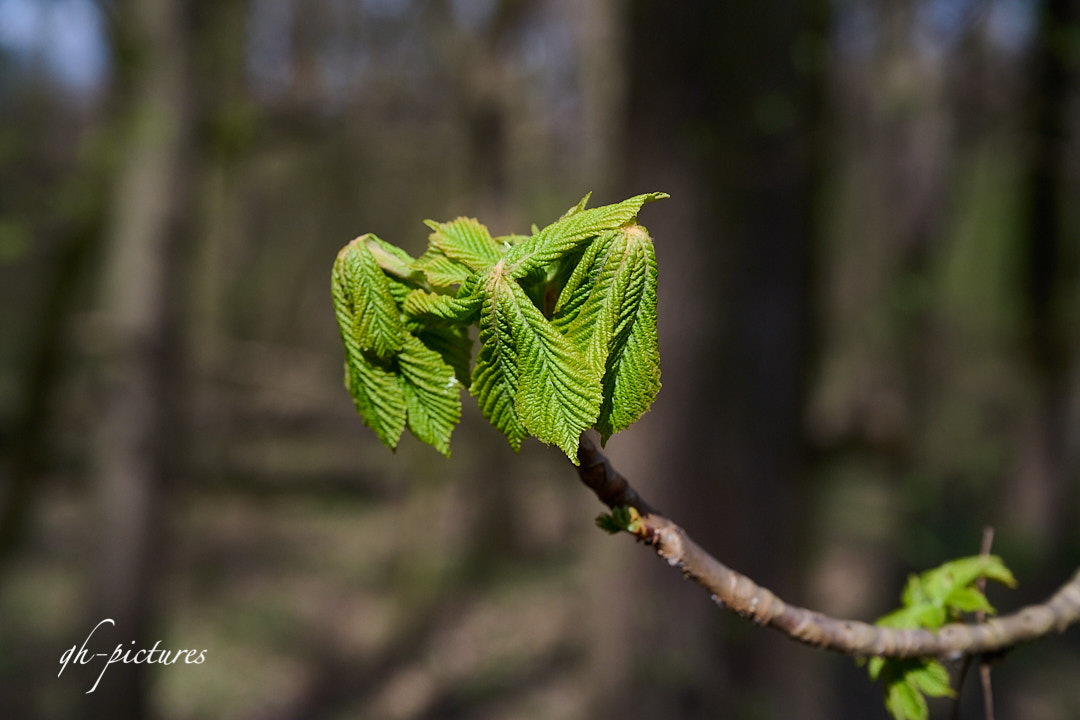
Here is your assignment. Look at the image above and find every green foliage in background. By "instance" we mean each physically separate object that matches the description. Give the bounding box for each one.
[331,193,667,461]
[867,555,1017,720]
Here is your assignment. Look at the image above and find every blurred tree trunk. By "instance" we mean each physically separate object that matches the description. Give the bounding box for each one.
[607,1,827,717]
[565,0,625,195]
[0,167,105,561]
[188,0,251,487]
[86,0,195,716]
[1015,0,1080,554]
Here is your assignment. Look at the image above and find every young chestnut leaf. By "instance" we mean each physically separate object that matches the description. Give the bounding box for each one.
[504,192,668,278]
[398,334,461,457]
[333,191,667,459]
[866,554,1017,720]
[424,217,501,272]
[470,270,529,451]
[332,235,405,359]
[553,224,661,443]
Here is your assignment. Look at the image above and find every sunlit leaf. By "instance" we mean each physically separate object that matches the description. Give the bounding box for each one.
[553,224,661,441]
[404,287,481,323]
[508,276,602,461]
[505,192,668,278]
[884,676,928,720]
[332,235,405,359]
[416,324,473,386]
[342,356,406,450]
[414,246,472,287]
[399,335,461,456]
[907,661,954,698]
[945,586,995,615]
[425,217,501,272]
[470,269,528,451]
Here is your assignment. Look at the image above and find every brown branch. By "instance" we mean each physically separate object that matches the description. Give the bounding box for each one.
[576,435,1080,659]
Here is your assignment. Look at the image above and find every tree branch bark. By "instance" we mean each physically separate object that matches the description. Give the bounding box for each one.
[575,435,1080,659]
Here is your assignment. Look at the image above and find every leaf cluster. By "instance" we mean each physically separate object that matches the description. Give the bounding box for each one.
[867,555,1017,720]
[331,193,667,461]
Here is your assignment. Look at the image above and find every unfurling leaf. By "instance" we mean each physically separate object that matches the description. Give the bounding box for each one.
[553,224,661,442]
[399,335,461,456]
[364,234,428,291]
[404,287,482,324]
[333,236,407,447]
[507,276,602,461]
[505,192,668,278]
[595,506,645,535]
[867,553,1015,720]
[425,217,501,272]
[414,246,473,287]
[342,354,407,449]
[415,324,473,385]
[332,235,405,359]
[470,269,528,451]
[471,265,602,460]
[884,674,928,720]
[879,659,953,720]
[334,191,667,459]
[907,661,953,698]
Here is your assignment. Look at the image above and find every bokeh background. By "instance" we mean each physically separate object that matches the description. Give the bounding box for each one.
[1,0,1079,718]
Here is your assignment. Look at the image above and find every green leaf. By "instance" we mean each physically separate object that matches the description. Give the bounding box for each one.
[363,237,430,306]
[596,228,661,441]
[940,556,1000,589]
[884,676,928,720]
[342,355,407,450]
[876,604,947,630]
[415,324,473,386]
[506,275,602,461]
[333,236,409,449]
[470,270,529,451]
[398,335,461,456]
[414,246,472,287]
[919,556,1017,601]
[334,192,672,459]
[875,658,955,720]
[560,192,592,219]
[553,224,661,442]
[900,574,927,608]
[471,265,602,460]
[868,553,1017,720]
[944,586,995,615]
[332,235,405,359]
[595,505,644,535]
[424,217,501,272]
[595,513,624,534]
[494,233,529,250]
[553,229,620,364]
[505,192,668,278]
[364,234,429,289]
[907,661,954,698]
[403,288,482,324]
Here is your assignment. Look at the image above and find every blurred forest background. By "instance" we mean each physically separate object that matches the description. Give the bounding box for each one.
[1,0,1079,718]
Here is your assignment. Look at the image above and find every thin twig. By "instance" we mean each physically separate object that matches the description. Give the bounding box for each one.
[977,527,996,720]
[575,435,1080,660]
[952,527,996,720]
